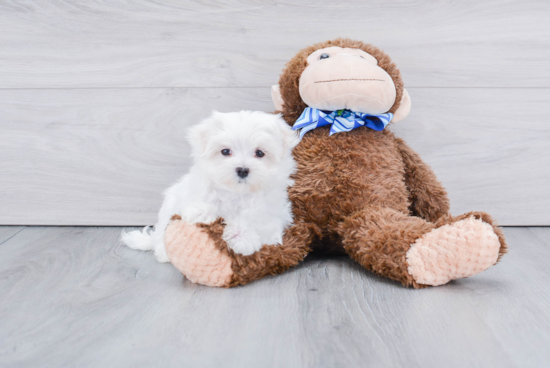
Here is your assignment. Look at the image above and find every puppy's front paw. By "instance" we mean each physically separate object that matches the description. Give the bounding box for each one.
[223,226,262,256]
[183,205,218,225]
[194,212,218,224]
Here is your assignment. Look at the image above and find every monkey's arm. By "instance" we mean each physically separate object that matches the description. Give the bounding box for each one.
[164,218,314,287]
[395,137,450,223]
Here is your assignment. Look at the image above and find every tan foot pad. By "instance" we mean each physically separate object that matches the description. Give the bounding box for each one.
[165,220,233,287]
[406,216,501,286]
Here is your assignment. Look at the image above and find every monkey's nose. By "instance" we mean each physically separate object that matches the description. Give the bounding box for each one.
[236,167,249,179]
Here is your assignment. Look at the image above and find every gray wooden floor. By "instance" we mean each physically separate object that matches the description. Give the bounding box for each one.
[1,226,549,368]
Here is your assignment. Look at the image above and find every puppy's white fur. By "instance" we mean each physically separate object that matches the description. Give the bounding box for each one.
[122,111,299,262]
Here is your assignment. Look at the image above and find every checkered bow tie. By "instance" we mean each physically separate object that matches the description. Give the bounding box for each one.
[292,107,393,138]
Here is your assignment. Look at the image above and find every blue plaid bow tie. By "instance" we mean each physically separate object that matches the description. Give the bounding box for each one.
[292,107,393,138]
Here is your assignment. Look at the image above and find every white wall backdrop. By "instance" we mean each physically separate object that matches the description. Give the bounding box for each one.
[0,0,549,225]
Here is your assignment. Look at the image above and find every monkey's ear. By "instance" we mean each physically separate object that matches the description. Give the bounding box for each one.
[391,89,411,123]
[271,85,284,111]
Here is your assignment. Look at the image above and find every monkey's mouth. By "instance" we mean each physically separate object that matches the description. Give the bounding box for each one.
[314,78,385,83]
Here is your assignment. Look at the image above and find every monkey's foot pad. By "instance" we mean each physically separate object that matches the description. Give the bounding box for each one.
[406,216,501,286]
[165,220,233,287]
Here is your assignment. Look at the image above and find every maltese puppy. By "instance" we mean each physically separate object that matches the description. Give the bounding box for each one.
[122,110,299,262]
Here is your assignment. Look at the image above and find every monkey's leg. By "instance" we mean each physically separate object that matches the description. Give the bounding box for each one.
[336,207,507,288]
[164,218,316,287]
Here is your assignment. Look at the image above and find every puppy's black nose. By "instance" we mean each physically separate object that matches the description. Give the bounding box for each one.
[236,167,249,179]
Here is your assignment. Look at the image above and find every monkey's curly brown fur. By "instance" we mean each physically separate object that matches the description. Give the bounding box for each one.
[167,38,507,288]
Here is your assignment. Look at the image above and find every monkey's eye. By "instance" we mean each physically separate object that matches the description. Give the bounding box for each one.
[255,150,265,158]
[319,53,330,60]
[221,149,231,156]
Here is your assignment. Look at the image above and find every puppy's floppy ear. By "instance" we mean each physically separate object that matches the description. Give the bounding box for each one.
[273,114,299,152]
[391,89,411,123]
[187,111,222,157]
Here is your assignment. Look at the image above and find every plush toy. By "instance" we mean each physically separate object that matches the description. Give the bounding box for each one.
[164,38,507,288]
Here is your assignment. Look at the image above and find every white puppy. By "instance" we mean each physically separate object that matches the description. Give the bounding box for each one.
[122,111,299,262]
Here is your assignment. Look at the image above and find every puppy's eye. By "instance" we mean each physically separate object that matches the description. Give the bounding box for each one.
[319,53,330,60]
[255,150,265,158]
[221,149,231,156]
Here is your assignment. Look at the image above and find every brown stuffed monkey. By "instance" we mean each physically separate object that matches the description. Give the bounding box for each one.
[164,38,507,288]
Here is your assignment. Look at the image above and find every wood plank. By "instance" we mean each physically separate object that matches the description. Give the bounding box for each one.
[1,87,548,226]
[0,0,549,88]
[0,88,271,225]
[0,227,25,245]
[392,88,550,226]
[0,226,548,367]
